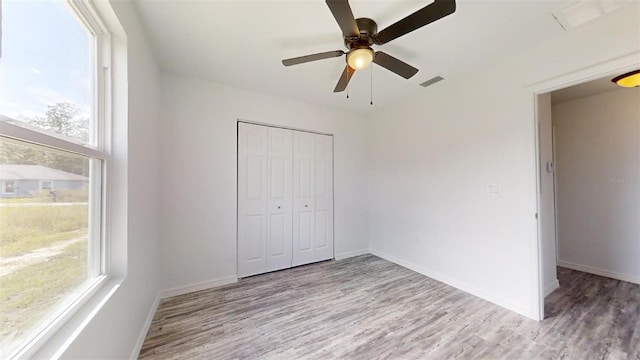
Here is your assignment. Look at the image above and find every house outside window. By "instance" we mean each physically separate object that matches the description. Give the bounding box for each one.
[0,0,112,357]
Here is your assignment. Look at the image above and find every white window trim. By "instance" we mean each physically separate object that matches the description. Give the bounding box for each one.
[0,0,115,358]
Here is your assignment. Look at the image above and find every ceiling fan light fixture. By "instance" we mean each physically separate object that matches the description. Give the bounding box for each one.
[347,48,374,70]
[612,69,640,88]
[282,0,456,92]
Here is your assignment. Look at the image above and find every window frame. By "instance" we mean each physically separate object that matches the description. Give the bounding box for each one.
[0,0,113,358]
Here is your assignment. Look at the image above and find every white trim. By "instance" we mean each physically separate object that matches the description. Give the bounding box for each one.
[532,93,545,321]
[237,119,333,136]
[16,276,115,359]
[529,50,640,322]
[129,292,161,360]
[131,277,241,358]
[525,52,640,93]
[369,248,533,319]
[544,279,560,297]
[160,276,238,299]
[335,249,369,260]
[557,260,640,285]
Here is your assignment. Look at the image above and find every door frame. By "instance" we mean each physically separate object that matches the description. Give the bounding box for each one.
[236,119,336,277]
[527,52,640,320]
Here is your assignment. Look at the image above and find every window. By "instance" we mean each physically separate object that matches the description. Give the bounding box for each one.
[0,1,110,358]
[40,181,53,191]
[3,181,15,194]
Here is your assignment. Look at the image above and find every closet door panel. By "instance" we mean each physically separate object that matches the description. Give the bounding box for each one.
[314,134,334,261]
[266,127,293,272]
[269,213,286,256]
[238,123,268,277]
[293,131,316,266]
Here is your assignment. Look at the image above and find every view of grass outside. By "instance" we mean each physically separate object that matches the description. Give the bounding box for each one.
[0,196,90,354]
[0,200,89,343]
[0,138,93,356]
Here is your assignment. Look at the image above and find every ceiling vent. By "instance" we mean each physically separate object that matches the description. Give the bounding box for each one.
[420,76,444,88]
[551,0,627,31]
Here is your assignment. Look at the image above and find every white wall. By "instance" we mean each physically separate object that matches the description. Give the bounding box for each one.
[158,74,368,291]
[537,93,559,296]
[367,6,640,319]
[48,1,162,358]
[553,88,640,284]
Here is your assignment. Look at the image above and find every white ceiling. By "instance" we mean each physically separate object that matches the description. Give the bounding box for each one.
[551,76,623,105]
[134,0,579,113]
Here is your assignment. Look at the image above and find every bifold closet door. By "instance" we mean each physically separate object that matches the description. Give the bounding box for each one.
[238,123,293,277]
[238,123,268,277]
[239,123,333,277]
[313,134,334,262]
[292,131,334,266]
[265,127,293,273]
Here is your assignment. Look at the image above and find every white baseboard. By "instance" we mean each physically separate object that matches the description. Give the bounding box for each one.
[544,279,560,297]
[557,260,640,284]
[335,249,370,260]
[130,292,161,360]
[159,276,238,299]
[369,248,532,319]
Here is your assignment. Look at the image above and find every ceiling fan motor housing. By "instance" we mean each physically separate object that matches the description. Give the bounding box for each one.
[344,17,378,50]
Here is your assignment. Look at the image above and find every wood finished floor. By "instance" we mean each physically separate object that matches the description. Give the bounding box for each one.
[139,255,640,359]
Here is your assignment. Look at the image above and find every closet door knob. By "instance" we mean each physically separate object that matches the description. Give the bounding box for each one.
[277,206,281,209]
[305,204,308,208]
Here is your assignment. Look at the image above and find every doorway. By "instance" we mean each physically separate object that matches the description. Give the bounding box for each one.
[535,70,640,318]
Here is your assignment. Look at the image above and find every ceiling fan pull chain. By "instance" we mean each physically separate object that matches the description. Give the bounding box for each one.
[346,78,350,99]
[370,65,373,105]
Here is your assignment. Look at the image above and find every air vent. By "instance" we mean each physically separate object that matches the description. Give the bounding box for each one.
[419,76,444,88]
[551,0,627,31]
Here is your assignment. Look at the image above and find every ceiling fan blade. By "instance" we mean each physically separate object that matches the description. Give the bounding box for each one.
[282,50,345,66]
[373,52,418,79]
[326,0,360,38]
[334,65,355,92]
[375,0,456,45]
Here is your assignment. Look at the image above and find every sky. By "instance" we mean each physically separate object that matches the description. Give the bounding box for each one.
[0,0,92,121]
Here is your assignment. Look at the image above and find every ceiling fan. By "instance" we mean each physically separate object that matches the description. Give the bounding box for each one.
[282,0,456,93]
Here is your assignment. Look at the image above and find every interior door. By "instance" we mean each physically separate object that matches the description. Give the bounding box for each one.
[266,127,293,272]
[314,134,334,261]
[292,131,316,266]
[237,123,268,277]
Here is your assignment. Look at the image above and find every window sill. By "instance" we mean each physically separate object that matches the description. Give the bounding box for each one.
[14,275,124,360]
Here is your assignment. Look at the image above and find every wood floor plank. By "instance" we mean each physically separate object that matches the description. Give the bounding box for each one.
[139,255,640,359]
